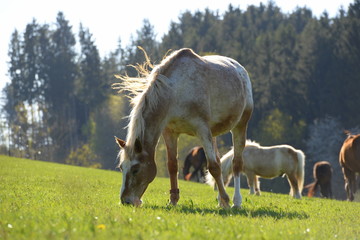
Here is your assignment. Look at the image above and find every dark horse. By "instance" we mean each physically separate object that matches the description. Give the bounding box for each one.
[339,131,360,201]
[305,161,333,198]
[183,146,207,182]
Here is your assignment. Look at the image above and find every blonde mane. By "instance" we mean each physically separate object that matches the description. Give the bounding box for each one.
[112,48,197,155]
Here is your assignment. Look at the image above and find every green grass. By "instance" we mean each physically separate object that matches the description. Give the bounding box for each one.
[1,155,359,239]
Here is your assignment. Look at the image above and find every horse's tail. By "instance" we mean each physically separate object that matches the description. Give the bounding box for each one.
[205,148,234,189]
[295,150,305,194]
[305,181,319,197]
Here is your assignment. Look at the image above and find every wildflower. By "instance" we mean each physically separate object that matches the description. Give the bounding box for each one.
[97,224,106,230]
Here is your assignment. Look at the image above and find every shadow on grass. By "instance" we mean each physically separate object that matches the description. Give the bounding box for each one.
[144,204,309,220]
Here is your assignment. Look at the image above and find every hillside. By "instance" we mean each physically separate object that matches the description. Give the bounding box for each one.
[0,156,359,239]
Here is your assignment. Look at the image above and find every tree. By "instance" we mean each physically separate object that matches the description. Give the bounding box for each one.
[75,24,105,143]
[45,12,78,161]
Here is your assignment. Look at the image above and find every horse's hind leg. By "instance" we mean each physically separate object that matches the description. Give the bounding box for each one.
[245,171,256,195]
[231,108,252,208]
[198,128,230,208]
[287,173,301,199]
[245,171,260,196]
[163,129,180,205]
[342,166,355,201]
[328,182,333,199]
[254,175,261,195]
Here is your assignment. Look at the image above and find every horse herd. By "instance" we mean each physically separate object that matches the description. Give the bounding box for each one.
[186,136,359,201]
[113,48,359,207]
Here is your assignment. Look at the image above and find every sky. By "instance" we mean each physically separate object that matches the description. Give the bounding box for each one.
[0,0,354,95]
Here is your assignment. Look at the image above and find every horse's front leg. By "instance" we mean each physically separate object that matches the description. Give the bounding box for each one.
[163,128,180,205]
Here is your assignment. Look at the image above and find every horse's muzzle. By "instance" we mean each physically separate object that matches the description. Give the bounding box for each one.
[121,197,142,207]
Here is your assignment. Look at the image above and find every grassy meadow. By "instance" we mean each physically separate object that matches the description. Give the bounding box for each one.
[0,155,359,239]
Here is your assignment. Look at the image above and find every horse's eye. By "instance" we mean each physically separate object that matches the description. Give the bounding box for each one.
[131,164,140,175]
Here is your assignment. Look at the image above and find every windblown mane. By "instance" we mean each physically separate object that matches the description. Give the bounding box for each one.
[112,48,198,156]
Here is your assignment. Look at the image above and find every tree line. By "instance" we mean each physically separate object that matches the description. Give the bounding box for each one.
[1,1,360,197]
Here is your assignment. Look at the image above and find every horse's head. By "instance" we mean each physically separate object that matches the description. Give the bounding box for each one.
[115,136,157,207]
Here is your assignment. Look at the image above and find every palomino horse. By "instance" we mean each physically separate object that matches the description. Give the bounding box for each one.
[113,48,253,208]
[305,161,333,198]
[207,140,305,199]
[339,131,360,201]
[183,146,207,182]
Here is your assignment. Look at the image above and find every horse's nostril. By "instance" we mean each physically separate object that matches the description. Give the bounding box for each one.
[121,198,132,205]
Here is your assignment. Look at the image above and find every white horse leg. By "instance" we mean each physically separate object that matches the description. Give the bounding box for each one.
[232,150,244,207]
[233,175,242,207]
[231,109,252,208]
[163,129,180,205]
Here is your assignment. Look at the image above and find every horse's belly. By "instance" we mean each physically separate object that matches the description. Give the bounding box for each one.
[246,165,283,179]
[167,104,242,136]
[166,118,198,136]
[209,111,242,136]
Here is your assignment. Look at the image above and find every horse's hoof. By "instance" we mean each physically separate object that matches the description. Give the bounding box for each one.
[168,200,178,206]
[219,200,231,209]
[232,204,242,209]
[219,204,230,209]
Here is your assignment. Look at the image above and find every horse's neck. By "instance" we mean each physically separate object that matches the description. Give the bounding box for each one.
[142,101,170,151]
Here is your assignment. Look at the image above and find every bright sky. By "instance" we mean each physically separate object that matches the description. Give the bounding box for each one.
[0,0,353,95]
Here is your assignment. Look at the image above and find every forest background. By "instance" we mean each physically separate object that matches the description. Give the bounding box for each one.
[1,1,360,200]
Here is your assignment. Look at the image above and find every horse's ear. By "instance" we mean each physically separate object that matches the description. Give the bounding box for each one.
[115,136,126,148]
[344,130,351,136]
[134,138,142,153]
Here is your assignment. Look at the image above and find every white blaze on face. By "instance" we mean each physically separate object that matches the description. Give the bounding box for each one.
[119,150,131,198]
[119,150,145,206]
[120,167,127,197]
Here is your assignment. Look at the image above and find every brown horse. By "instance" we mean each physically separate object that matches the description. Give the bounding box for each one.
[183,146,207,182]
[305,161,333,198]
[339,131,360,201]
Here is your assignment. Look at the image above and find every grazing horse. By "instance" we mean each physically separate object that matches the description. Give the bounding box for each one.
[113,48,253,208]
[305,161,333,198]
[339,131,360,201]
[183,146,207,182]
[207,140,305,199]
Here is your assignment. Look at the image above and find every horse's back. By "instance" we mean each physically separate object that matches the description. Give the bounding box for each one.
[166,51,253,136]
[243,145,300,176]
[314,161,332,184]
[340,134,360,172]
[191,146,206,167]
[243,146,283,177]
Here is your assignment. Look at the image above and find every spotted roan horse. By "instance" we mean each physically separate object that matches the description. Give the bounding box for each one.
[113,48,253,208]
[339,131,360,201]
